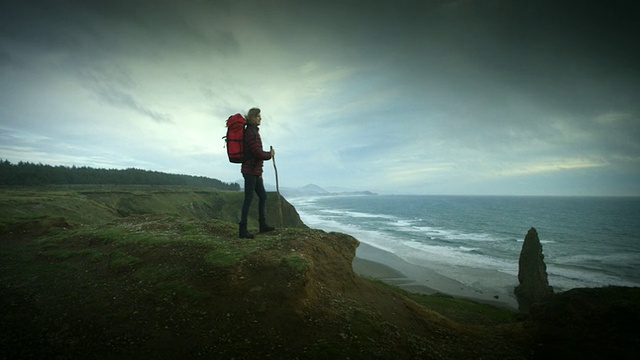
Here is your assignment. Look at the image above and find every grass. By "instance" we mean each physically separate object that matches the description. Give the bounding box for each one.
[205,247,247,267]
[110,251,144,268]
[282,255,309,274]
[0,185,306,230]
[0,189,521,335]
[5,186,634,359]
[4,213,517,347]
[408,293,518,325]
[364,277,519,326]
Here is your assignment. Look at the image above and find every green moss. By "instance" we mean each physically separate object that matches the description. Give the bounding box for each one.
[204,247,246,267]
[110,252,143,269]
[282,255,309,274]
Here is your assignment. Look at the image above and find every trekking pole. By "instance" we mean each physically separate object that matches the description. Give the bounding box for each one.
[271,146,284,234]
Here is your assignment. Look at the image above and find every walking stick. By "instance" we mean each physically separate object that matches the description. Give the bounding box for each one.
[271,146,284,233]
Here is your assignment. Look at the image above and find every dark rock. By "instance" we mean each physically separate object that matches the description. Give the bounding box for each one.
[514,227,554,312]
[527,286,640,359]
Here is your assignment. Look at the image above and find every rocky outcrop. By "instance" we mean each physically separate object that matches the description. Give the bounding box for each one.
[527,286,640,359]
[514,227,554,311]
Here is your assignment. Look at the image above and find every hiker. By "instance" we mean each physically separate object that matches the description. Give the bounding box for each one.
[239,107,276,239]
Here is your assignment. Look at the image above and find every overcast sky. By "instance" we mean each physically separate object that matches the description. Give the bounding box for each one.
[1,0,638,196]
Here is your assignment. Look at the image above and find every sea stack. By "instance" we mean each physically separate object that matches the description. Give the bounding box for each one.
[514,227,554,311]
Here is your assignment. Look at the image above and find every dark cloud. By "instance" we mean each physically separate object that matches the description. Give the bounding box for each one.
[0,0,240,63]
[0,50,15,68]
[75,0,240,56]
[97,86,174,124]
[228,0,640,136]
[1,0,638,195]
[81,68,174,124]
[56,59,172,124]
[441,1,639,115]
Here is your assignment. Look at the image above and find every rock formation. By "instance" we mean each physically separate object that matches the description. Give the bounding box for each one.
[514,227,554,311]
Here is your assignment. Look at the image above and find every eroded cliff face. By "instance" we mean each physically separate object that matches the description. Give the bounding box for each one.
[514,227,554,312]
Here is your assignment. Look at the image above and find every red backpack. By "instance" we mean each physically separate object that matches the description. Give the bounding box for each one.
[223,113,246,163]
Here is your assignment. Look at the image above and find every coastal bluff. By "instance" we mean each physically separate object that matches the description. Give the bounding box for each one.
[1,186,638,359]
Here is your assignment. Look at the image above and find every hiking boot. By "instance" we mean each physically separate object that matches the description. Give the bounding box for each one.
[259,220,275,233]
[239,222,254,239]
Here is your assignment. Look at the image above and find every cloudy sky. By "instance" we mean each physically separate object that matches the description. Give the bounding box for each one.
[1,0,638,196]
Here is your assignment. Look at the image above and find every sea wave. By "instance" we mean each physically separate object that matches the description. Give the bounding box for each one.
[290,195,640,293]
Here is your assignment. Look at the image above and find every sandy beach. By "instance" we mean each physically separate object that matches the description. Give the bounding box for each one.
[352,242,519,309]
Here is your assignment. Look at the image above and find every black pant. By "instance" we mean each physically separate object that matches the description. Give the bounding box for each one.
[240,174,267,224]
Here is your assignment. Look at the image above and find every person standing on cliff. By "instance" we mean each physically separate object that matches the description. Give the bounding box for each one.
[239,107,276,239]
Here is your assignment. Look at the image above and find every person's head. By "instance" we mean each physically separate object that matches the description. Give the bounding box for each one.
[246,107,261,126]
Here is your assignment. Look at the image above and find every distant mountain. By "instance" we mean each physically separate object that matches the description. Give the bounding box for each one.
[325,186,356,193]
[298,184,328,195]
[238,181,375,198]
[279,184,376,198]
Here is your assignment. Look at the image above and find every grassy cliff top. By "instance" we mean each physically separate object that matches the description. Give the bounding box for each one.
[0,186,637,359]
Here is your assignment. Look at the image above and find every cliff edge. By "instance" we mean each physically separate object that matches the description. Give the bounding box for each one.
[1,187,638,359]
[0,186,531,359]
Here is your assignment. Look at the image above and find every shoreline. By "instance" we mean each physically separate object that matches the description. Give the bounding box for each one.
[353,242,519,310]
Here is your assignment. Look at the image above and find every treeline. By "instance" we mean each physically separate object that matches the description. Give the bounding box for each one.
[0,160,240,190]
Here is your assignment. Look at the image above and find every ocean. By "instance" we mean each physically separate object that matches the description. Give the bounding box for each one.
[290,195,640,297]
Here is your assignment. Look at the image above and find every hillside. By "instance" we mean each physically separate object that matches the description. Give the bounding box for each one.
[1,186,638,359]
[0,185,304,230]
[0,160,239,190]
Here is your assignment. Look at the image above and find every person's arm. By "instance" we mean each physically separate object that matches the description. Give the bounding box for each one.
[246,129,271,160]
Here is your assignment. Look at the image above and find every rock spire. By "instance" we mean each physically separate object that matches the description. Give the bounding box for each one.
[514,227,554,311]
